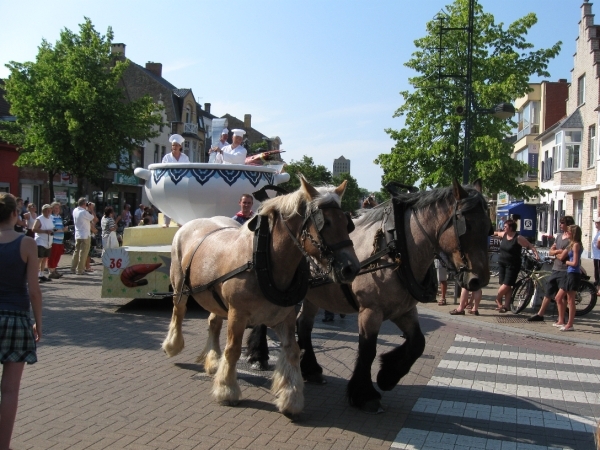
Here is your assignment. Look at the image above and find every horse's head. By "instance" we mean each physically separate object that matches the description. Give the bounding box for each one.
[298,176,361,284]
[437,179,491,291]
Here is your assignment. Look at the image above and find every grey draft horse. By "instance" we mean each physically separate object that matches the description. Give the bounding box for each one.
[247,179,492,413]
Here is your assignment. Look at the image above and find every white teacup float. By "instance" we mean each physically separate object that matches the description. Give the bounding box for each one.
[134,163,290,224]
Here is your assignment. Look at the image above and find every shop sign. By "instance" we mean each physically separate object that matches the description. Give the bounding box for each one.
[114,173,138,186]
[55,191,67,202]
[497,192,509,206]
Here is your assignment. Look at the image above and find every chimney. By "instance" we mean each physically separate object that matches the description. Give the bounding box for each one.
[204,103,211,114]
[111,43,126,58]
[558,78,568,83]
[145,62,162,78]
[244,114,252,129]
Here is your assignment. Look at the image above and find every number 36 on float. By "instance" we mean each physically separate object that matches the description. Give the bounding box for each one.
[102,248,130,275]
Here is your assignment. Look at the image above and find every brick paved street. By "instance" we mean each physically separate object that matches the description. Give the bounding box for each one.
[9,257,600,449]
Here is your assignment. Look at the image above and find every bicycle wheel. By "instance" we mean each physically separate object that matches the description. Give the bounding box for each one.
[510,278,534,314]
[573,281,597,316]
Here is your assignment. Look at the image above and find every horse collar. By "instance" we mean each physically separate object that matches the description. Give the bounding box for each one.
[253,215,309,307]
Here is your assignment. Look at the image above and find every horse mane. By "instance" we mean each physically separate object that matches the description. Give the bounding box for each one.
[256,185,342,220]
[354,184,486,226]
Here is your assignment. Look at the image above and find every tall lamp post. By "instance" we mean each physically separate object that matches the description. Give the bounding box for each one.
[461,0,515,184]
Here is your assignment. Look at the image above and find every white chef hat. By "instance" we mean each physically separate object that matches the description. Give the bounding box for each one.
[169,134,185,145]
[221,128,229,135]
[232,129,246,137]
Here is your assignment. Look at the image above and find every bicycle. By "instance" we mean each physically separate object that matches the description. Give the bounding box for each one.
[510,251,597,316]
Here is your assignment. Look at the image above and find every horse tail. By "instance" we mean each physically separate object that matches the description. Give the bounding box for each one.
[162,230,188,357]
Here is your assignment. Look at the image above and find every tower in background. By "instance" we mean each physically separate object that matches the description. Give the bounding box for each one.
[333,156,351,177]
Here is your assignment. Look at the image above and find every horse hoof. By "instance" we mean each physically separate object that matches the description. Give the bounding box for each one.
[361,399,384,414]
[219,399,239,407]
[283,411,302,422]
[250,360,269,371]
[303,374,327,385]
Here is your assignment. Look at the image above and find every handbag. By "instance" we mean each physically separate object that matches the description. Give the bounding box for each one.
[106,231,120,249]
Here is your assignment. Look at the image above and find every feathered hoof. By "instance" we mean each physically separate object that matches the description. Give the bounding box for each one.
[303,373,327,385]
[200,350,220,375]
[274,387,304,417]
[161,335,184,357]
[360,399,385,415]
[213,383,241,406]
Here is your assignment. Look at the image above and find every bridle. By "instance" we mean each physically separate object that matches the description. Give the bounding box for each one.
[412,193,487,276]
[282,201,354,277]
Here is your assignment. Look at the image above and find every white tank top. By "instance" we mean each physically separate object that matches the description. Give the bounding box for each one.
[34,215,54,248]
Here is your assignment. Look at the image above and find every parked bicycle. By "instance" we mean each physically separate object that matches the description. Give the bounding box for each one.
[510,251,597,316]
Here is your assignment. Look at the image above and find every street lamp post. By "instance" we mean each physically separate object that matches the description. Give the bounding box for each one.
[461,0,516,184]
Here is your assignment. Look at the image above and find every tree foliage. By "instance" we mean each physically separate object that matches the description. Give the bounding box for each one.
[2,18,163,197]
[376,0,561,199]
[281,156,333,192]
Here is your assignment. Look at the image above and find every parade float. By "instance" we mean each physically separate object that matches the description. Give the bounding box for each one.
[100,162,289,299]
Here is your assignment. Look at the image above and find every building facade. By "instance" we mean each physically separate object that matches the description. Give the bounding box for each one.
[533,1,600,257]
[333,156,351,177]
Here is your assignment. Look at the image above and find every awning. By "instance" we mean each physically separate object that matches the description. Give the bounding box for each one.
[497,201,534,216]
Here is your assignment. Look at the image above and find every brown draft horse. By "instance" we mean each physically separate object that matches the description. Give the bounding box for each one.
[162,177,360,418]
[248,180,492,413]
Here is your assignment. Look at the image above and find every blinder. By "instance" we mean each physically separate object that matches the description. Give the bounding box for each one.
[345,212,355,234]
[455,211,467,237]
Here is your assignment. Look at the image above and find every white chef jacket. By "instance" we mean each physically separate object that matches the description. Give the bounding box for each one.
[221,144,247,165]
[162,152,190,163]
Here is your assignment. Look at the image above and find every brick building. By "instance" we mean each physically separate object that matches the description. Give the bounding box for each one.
[534,1,600,256]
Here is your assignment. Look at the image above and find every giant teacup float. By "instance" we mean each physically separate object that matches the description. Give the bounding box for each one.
[134,163,289,225]
[102,163,289,299]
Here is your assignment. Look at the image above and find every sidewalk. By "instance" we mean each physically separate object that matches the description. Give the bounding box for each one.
[420,257,600,348]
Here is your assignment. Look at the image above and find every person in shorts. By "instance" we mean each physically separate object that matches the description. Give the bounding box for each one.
[527,215,575,322]
[32,204,55,282]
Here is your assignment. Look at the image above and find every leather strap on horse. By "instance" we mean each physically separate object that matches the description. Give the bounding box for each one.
[253,215,310,307]
[388,199,438,303]
[178,227,249,308]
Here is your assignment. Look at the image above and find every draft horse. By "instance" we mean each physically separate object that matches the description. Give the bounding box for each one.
[248,179,492,413]
[162,177,361,418]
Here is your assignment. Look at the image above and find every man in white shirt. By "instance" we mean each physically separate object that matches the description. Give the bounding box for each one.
[162,134,190,163]
[71,197,96,275]
[211,129,247,165]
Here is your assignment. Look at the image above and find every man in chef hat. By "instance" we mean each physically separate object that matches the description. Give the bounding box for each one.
[218,129,247,165]
[208,128,230,163]
[162,134,190,163]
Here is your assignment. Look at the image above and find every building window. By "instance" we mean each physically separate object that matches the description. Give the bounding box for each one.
[589,125,596,168]
[185,106,191,123]
[556,131,581,169]
[592,197,598,221]
[576,199,583,227]
[161,146,166,160]
[517,101,540,140]
[577,75,586,106]
[154,144,159,163]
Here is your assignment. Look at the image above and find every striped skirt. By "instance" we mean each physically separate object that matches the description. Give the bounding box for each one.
[0,310,37,364]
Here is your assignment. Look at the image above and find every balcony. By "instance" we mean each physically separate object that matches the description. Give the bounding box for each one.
[517,124,539,141]
[183,122,198,135]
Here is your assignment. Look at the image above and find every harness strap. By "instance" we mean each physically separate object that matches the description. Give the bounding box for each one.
[176,226,238,305]
[184,261,254,297]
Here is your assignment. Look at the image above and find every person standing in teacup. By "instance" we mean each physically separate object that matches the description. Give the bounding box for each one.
[161,134,189,227]
[210,129,248,165]
[208,128,230,163]
[162,134,190,163]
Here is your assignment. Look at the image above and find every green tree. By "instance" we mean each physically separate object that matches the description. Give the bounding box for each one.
[282,156,333,192]
[376,0,561,199]
[332,172,362,212]
[2,18,163,197]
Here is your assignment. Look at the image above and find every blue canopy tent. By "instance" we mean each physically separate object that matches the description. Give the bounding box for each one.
[496,202,537,239]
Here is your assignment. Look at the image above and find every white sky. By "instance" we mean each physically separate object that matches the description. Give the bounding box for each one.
[0,0,582,191]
